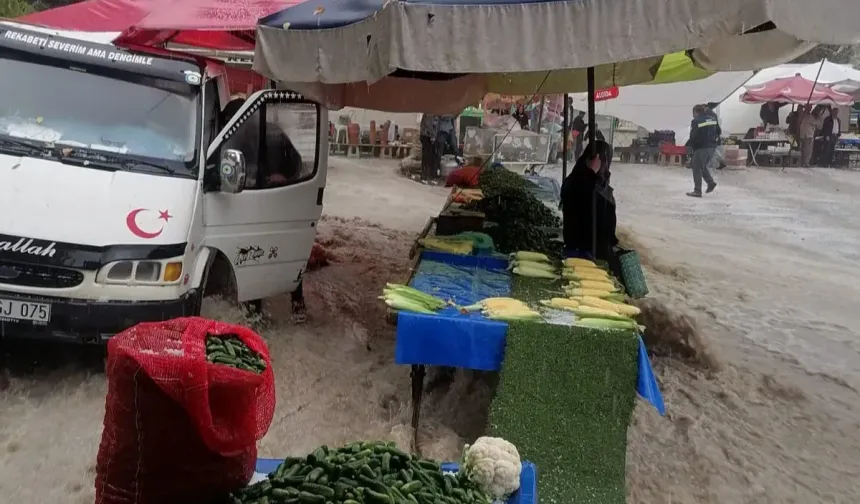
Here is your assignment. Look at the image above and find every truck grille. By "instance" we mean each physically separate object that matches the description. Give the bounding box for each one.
[0,260,84,289]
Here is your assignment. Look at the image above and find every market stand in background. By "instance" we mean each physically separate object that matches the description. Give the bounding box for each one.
[738,71,855,168]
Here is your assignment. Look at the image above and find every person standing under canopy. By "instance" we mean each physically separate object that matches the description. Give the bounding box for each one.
[560,141,618,262]
[419,113,441,181]
[686,104,719,198]
[821,107,842,167]
[759,101,785,127]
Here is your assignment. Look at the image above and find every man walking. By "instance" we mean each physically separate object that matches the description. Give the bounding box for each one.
[419,113,441,181]
[821,107,842,167]
[686,104,719,198]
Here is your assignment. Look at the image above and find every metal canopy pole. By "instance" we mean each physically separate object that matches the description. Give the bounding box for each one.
[587,67,598,258]
[562,93,569,179]
[587,67,597,156]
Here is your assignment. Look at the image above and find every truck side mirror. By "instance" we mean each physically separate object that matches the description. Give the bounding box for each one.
[219,149,246,194]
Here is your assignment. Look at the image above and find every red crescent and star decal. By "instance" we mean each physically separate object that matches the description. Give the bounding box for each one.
[126,208,173,239]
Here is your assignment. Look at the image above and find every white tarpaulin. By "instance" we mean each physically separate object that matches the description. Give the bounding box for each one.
[569,71,753,145]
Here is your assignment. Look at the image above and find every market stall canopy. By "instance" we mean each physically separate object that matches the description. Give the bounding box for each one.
[740,74,855,106]
[18,0,301,50]
[254,0,860,85]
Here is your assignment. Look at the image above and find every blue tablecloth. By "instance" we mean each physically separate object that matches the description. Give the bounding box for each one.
[254,459,538,504]
[395,251,666,415]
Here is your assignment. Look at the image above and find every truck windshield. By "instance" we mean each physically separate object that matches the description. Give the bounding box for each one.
[0,56,199,176]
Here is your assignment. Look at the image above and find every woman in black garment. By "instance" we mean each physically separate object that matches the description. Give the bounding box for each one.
[560,139,619,265]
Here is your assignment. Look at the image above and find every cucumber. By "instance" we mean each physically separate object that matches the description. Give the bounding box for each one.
[400,481,423,495]
[305,467,325,483]
[399,469,412,483]
[365,490,393,504]
[381,453,391,473]
[300,483,335,499]
[297,491,325,504]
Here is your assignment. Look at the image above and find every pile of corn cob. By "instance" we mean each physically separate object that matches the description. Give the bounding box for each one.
[381,284,447,314]
[461,297,542,322]
[509,251,559,279]
[541,257,644,331]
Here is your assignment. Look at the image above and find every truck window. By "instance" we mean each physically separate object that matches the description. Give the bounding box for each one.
[220,101,319,190]
[0,56,200,177]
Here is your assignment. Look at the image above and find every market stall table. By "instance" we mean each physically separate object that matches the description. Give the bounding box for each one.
[394,250,664,436]
[737,137,791,166]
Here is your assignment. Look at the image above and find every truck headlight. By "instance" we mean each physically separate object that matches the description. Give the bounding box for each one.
[97,259,183,285]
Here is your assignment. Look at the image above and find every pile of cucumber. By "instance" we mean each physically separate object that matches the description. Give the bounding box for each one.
[205,334,267,373]
[231,441,492,504]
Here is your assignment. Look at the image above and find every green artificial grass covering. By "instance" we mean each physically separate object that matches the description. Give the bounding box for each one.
[487,276,640,504]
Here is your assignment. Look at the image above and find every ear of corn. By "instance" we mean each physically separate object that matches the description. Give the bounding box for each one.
[611,303,641,317]
[570,279,617,292]
[575,317,639,331]
[539,298,580,311]
[562,268,611,281]
[385,297,436,314]
[512,251,551,263]
[513,260,557,272]
[513,266,559,279]
[564,257,597,268]
[483,309,543,321]
[572,305,631,321]
[419,237,474,255]
[482,298,530,310]
[575,295,626,314]
[565,287,614,298]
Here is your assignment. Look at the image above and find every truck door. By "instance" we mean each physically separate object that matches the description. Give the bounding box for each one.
[203,90,328,302]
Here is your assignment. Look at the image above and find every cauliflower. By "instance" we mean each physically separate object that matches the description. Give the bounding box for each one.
[462,436,522,500]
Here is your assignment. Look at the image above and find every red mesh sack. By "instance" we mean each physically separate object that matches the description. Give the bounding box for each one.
[95,317,275,504]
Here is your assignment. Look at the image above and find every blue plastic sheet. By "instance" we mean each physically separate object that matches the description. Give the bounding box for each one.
[254,459,538,504]
[394,251,666,413]
[637,337,666,415]
[395,252,510,371]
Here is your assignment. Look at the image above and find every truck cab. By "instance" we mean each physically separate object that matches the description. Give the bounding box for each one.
[0,24,328,343]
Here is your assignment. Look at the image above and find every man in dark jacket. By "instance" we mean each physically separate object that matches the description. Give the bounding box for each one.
[821,107,842,167]
[686,104,719,198]
[560,140,618,261]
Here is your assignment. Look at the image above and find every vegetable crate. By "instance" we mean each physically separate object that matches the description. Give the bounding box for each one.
[252,460,538,504]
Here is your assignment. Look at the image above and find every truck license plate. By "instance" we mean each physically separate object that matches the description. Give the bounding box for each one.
[0,298,51,324]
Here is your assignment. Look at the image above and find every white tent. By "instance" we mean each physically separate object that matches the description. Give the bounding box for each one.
[569,71,753,144]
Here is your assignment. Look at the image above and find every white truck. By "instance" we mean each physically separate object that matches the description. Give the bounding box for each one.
[0,23,328,343]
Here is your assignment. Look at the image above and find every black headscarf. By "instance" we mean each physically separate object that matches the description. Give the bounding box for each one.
[560,140,618,258]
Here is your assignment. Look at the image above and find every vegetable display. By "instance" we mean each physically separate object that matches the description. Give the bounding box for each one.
[231,441,495,504]
[465,170,561,256]
[206,333,268,374]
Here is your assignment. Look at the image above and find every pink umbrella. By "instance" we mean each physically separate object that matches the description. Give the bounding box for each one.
[741,73,854,106]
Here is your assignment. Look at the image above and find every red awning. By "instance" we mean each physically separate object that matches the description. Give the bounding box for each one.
[17,0,301,51]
